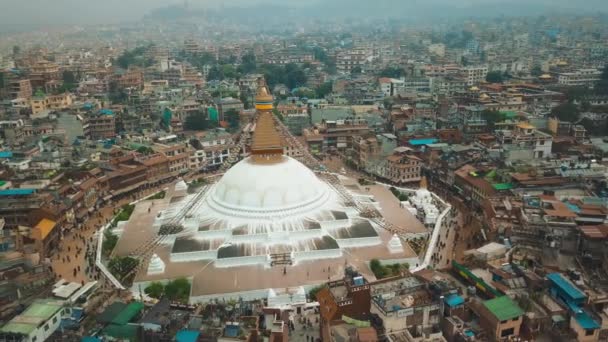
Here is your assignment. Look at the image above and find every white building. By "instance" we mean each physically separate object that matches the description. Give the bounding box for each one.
[0,299,65,342]
[558,69,602,86]
[428,43,446,57]
[462,65,489,86]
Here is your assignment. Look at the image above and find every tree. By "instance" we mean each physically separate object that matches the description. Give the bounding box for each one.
[481,109,503,131]
[294,88,315,99]
[60,70,78,93]
[164,278,191,303]
[222,64,239,79]
[551,103,580,123]
[184,111,210,131]
[315,81,333,98]
[102,231,118,256]
[108,256,138,279]
[308,284,326,301]
[485,71,504,83]
[145,282,165,299]
[351,66,362,75]
[285,63,307,89]
[239,52,257,74]
[378,66,406,78]
[596,65,608,95]
[370,259,388,279]
[207,65,224,81]
[530,65,543,77]
[224,109,240,130]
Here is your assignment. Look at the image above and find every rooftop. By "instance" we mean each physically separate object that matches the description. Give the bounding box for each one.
[483,296,524,321]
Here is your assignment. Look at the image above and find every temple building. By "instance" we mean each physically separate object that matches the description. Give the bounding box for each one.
[114,78,431,304]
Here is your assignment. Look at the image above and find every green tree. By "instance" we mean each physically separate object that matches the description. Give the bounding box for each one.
[308,284,326,301]
[145,282,165,299]
[351,66,362,75]
[164,278,191,303]
[481,109,503,131]
[285,63,307,89]
[596,65,608,95]
[530,65,543,77]
[315,81,333,98]
[551,103,580,123]
[239,52,257,74]
[60,70,78,93]
[207,65,224,81]
[370,259,388,279]
[108,256,138,279]
[378,66,405,78]
[184,111,210,131]
[224,109,240,130]
[222,64,239,79]
[102,231,118,256]
[485,71,504,83]
[294,88,315,99]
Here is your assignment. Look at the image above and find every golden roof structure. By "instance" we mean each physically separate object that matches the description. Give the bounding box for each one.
[251,78,283,161]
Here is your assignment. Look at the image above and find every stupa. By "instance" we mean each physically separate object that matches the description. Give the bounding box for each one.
[119,78,420,303]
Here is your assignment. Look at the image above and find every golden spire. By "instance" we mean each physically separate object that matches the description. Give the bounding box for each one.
[420,176,428,189]
[251,77,283,162]
[255,77,274,111]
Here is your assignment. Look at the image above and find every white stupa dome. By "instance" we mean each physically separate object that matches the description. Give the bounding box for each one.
[207,156,332,219]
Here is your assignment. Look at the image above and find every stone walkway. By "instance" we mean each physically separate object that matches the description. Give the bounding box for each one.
[50,185,173,284]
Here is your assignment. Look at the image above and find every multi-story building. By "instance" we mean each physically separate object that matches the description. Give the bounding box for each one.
[470,296,524,342]
[498,122,553,161]
[557,69,602,86]
[30,93,73,115]
[462,65,489,86]
[0,299,65,342]
[189,130,233,171]
[316,118,370,152]
[370,276,443,341]
[28,60,61,89]
[381,150,423,185]
[336,48,371,73]
[9,79,32,99]
[83,112,116,140]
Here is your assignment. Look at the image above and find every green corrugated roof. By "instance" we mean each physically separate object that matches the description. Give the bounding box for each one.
[492,183,514,191]
[111,301,144,325]
[97,302,127,323]
[22,301,62,319]
[483,296,524,321]
[0,299,63,335]
[0,322,36,335]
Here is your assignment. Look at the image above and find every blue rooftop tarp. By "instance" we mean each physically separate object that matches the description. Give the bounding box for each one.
[224,325,239,338]
[0,189,35,196]
[81,338,102,342]
[409,138,438,146]
[444,294,465,308]
[176,330,200,342]
[575,312,600,330]
[547,273,586,301]
[99,109,114,115]
[0,151,13,158]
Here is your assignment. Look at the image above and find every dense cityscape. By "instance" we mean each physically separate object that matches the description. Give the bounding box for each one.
[0,1,607,341]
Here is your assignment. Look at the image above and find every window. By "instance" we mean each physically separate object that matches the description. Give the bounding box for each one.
[501,328,514,337]
[585,329,595,336]
[52,316,57,324]
[44,324,49,331]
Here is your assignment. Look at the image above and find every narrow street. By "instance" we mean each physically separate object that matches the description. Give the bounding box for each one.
[50,184,175,284]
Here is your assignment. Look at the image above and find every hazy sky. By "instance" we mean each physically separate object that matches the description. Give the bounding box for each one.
[0,0,607,31]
